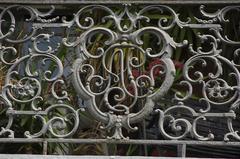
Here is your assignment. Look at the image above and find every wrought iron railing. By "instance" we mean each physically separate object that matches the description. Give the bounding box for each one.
[0,0,240,157]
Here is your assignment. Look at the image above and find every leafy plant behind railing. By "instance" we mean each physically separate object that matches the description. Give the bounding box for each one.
[0,5,239,156]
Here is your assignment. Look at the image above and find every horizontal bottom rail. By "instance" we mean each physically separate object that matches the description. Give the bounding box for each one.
[0,138,239,146]
[0,154,202,159]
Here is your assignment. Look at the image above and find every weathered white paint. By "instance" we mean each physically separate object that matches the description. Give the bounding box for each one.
[0,155,205,159]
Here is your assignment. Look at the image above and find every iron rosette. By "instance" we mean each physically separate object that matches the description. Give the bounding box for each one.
[0,5,79,138]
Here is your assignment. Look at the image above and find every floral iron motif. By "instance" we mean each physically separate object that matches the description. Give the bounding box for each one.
[0,4,239,142]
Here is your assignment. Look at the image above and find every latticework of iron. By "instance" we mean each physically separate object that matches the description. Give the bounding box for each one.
[0,1,240,157]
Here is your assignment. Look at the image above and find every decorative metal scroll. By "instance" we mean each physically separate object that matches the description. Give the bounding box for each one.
[0,4,240,142]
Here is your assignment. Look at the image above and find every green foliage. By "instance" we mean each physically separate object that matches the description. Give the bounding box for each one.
[1,5,239,156]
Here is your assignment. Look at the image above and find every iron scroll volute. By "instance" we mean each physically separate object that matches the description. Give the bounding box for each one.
[71,27,179,139]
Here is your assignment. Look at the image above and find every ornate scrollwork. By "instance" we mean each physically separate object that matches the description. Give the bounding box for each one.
[0,17,78,137]
[0,5,58,43]
[156,5,240,141]
[156,102,215,141]
[68,5,189,139]
[23,103,79,138]
[0,4,239,143]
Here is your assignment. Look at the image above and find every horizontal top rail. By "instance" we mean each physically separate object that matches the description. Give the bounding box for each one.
[0,0,240,4]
